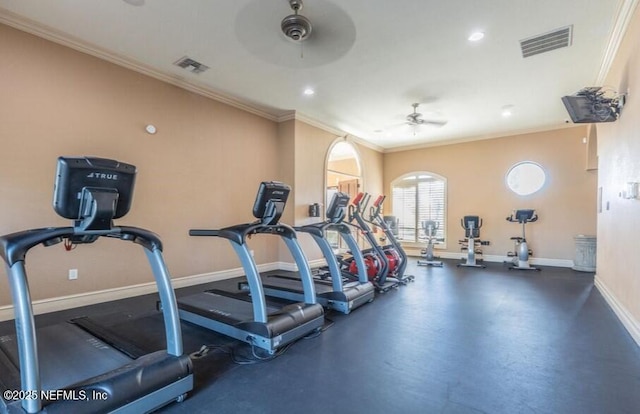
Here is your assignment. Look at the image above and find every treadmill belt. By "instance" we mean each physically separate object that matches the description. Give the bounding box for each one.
[179,288,298,326]
[204,288,252,303]
[70,316,148,359]
[0,336,21,391]
[263,274,334,295]
[0,324,131,391]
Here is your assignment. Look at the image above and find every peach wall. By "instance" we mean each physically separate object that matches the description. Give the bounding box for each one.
[595,3,640,343]
[276,123,384,263]
[359,141,384,198]
[383,127,597,261]
[0,24,281,306]
[277,119,296,226]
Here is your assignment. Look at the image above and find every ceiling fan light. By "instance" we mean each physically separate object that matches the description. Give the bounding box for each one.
[281,13,312,41]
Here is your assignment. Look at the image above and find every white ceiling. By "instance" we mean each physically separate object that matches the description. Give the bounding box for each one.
[0,0,634,150]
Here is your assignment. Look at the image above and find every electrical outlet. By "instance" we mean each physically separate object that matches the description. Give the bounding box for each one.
[68,268,78,280]
[250,250,255,257]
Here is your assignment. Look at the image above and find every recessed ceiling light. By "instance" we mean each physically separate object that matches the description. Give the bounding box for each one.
[123,0,145,6]
[468,31,485,42]
[303,88,315,96]
[502,105,514,117]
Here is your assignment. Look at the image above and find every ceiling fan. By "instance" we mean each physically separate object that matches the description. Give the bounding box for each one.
[405,103,447,127]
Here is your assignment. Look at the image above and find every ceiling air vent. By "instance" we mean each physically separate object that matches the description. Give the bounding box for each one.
[520,25,573,58]
[173,56,209,74]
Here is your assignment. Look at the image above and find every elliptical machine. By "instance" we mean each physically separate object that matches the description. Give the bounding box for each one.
[418,220,443,267]
[457,216,486,268]
[505,209,541,271]
[367,195,415,284]
[342,192,399,292]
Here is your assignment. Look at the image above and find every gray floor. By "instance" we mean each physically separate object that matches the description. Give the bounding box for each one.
[2,259,639,413]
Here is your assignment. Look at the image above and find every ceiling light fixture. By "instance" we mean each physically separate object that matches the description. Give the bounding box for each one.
[281,0,312,42]
[303,88,315,96]
[123,0,145,6]
[502,105,514,117]
[468,31,485,42]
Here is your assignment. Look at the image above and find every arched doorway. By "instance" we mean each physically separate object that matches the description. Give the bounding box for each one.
[325,140,362,207]
[325,139,362,248]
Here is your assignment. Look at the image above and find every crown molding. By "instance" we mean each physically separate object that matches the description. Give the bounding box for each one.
[277,111,386,153]
[0,8,280,122]
[384,123,584,153]
[277,110,345,136]
[595,0,640,84]
[347,133,385,153]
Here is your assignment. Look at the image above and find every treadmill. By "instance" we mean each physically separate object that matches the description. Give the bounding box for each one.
[0,157,192,414]
[259,192,375,314]
[178,181,324,354]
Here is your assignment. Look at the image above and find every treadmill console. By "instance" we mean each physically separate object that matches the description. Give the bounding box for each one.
[326,192,350,223]
[252,181,291,225]
[54,156,136,219]
[53,156,137,232]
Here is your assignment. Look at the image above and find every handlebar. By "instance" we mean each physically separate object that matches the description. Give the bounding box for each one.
[506,209,538,223]
[361,193,371,213]
[460,217,482,230]
[372,195,385,208]
[351,192,364,207]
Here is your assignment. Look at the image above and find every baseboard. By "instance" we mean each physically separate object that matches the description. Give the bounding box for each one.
[0,262,281,322]
[0,252,579,323]
[594,276,640,348]
[407,251,574,268]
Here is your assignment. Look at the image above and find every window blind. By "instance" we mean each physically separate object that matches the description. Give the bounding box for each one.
[392,175,446,243]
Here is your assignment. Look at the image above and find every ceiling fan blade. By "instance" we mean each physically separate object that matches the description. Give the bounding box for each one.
[422,119,448,127]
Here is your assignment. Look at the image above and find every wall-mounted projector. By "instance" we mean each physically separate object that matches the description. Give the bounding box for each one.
[561,87,625,123]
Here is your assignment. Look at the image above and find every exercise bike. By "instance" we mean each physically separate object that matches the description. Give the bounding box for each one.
[457,216,486,268]
[505,209,541,271]
[418,220,443,267]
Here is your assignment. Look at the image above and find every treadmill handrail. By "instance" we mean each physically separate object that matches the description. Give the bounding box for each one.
[0,226,163,267]
[0,226,185,413]
[295,220,369,290]
[190,222,297,245]
[189,220,317,324]
[294,221,352,238]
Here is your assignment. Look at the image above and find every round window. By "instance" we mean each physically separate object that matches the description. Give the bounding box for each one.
[506,162,546,196]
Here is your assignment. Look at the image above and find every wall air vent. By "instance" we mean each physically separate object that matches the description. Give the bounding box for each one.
[173,56,209,74]
[520,25,573,58]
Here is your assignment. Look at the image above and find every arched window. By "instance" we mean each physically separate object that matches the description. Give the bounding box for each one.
[391,172,447,244]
